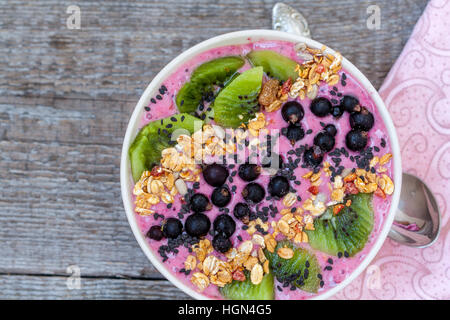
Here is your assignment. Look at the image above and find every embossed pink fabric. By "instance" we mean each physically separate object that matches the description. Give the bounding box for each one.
[333,0,450,300]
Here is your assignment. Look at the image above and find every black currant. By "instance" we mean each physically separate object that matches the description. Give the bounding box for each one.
[238,163,262,182]
[324,124,337,137]
[268,176,290,198]
[147,225,164,241]
[213,214,236,237]
[346,130,368,151]
[185,213,211,237]
[242,183,265,204]
[233,202,250,224]
[190,193,212,212]
[349,107,374,131]
[303,146,324,167]
[213,234,232,253]
[281,101,305,124]
[202,164,229,187]
[162,218,183,239]
[341,95,361,113]
[310,97,331,117]
[314,132,335,152]
[211,186,232,207]
[283,124,305,145]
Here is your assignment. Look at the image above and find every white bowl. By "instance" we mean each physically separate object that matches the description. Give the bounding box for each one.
[120,30,402,300]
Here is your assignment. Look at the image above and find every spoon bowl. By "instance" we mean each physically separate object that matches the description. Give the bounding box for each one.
[388,173,441,247]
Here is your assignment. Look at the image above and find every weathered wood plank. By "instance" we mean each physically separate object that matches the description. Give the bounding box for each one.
[0,275,190,299]
[0,96,133,146]
[0,138,164,278]
[0,0,427,102]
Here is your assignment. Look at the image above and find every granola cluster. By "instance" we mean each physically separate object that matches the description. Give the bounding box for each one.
[343,153,394,198]
[133,168,178,215]
[187,239,270,291]
[290,43,343,101]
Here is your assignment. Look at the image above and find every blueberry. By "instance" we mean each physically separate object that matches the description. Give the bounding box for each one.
[303,146,324,167]
[213,234,232,253]
[213,214,236,237]
[162,218,183,239]
[310,97,331,117]
[190,193,212,212]
[202,164,229,187]
[341,95,361,113]
[314,132,335,152]
[185,213,211,237]
[331,105,344,118]
[346,130,368,151]
[238,163,261,182]
[349,107,374,131]
[242,183,266,204]
[268,176,290,198]
[147,225,164,241]
[324,124,337,137]
[233,202,251,224]
[283,124,305,145]
[211,186,232,207]
[261,153,283,169]
[281,101,305,124]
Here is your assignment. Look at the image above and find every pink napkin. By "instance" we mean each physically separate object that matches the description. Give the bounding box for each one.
[333,0,450,300]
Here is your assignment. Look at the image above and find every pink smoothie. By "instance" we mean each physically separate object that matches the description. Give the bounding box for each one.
[133,40,394,299]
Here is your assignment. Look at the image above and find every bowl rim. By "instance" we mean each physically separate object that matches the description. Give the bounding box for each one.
[120,29,402,300]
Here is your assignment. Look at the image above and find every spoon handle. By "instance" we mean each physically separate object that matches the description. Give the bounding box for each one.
[272,2,311,38]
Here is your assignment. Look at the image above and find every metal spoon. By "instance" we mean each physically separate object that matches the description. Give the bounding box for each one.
[272,3,441,247]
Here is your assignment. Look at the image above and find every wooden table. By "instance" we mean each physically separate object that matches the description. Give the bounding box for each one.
[0,0,428,299]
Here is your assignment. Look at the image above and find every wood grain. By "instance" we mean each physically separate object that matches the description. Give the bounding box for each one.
[0,0,428,298]
[0,275,190,299]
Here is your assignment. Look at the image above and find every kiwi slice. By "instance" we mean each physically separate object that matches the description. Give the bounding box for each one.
[212,66,263,128]
[247,50,299,81]
[220,271,274,300]
[306,193,374,257]
[190,56,245,86]
[129,135,170,182]
[176,56,245,113]
[264,240,320,293]
[129,113,201,182]
[175,82,204,115]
